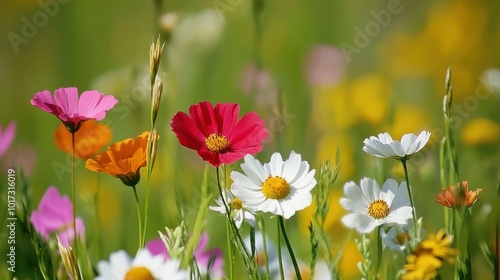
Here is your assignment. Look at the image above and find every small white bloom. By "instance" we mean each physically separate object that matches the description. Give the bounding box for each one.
[340,178,413,233]
[382,223,412,252]
[382,218,424,252]
[363,131,431,159]
[209,189,256,228]
[95,249,189,280]
[231,151,317,219]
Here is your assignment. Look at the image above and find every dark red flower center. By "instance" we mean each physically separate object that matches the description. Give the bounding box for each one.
[205,133,231,153]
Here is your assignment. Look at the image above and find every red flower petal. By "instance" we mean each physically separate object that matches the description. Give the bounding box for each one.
[171,101,268,166]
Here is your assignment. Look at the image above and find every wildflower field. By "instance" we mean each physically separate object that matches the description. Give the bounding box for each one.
[1,0,499,279]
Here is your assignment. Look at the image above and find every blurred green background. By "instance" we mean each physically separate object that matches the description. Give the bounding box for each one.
[1,0,500,279]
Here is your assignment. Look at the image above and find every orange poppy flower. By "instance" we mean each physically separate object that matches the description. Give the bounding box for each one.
[54,120,112,159]
[85,132,149,187]
[435,181,482,209]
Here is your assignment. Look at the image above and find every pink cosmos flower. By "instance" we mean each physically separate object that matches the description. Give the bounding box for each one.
[240,64,278,108]
[146,232,224,278]
[30,186,85,246]
[2,143,37,177]
[304,45,347,88]
[0,121,16,158]
[30,87,118,133]
[171,101,268,167]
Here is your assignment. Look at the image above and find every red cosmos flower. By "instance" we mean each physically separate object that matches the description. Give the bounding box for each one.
[171,102,268,167]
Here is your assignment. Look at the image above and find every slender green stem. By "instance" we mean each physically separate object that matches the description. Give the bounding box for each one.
[216,167,235,278]
[94,174,103,260]
[226,218,234,280]
[143,159,152,249]
[71,132,79,255]
[260,217,271,280]
[132,185,143,250]
[376,226,382,279]
[277,218,284,280]
[215,167,258,278]
[279,216,302,280]
[401,159,418,239]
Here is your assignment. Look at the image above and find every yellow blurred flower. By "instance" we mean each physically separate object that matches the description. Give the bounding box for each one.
[312,85,358,131]
[403,229,457,280]
[315,134,355,182]
[79,177,121,231]
[312,74,390,131]
[351,75,390,125]
[388,105,431,140]
[380,0,491,100]
[460,118,500,145]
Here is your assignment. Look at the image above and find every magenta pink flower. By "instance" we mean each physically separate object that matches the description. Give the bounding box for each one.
[30,186,85,246]
[30,87,118,133]
[171,101,268,167]
[146,232,224,278]
[0,121,16,158]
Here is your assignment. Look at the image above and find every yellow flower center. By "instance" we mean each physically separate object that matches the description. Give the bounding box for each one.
[254,252,267,267]
[262,176,290,200]
[124,266,154,280]
[396,232,412,245]
[205,133,231,153]
[367,199,389,219]
[229,197,243,210]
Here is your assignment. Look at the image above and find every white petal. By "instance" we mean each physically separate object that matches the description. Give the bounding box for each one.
[363,144,387,158]
[386,206,413,224]
[340,197,366,212]
[362,141,384,156]
[390,181,410,210]
[378,132,393,144]
[244,210,256,227]
[400,133,417,151]
[380,178,399,205]
[290,168,316,190]
[266,152,284,176]
[232,171,262,191]
[241,155,268,183]
[280,201,297,219]
[285,191,312,210]
[388,141,405,157]
[360,177,380,203]
[341,212,377,233]
[282,151,303,182]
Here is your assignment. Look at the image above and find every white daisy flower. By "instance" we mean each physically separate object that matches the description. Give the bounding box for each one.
[363,131,431,159]
[231,151,317,219]
[340,178,412,234]
[95,249,189,280]
[209,188,256,228]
